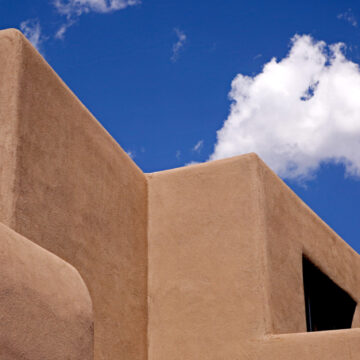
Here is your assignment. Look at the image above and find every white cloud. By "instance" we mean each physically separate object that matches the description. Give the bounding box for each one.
[55,19,76,39]
[54,0,139,16]
[126,150,135,159]
[176,150,181,159]
[210,34,360,181]
[171,28,186,62]
[185,161,200,166]
[20,19,43,52]
[192,140,204,153]
[53,0,140,38]
[338,9,357,27]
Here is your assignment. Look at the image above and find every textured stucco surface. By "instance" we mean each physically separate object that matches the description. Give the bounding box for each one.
[258,157,360,335]
[258,330,360,359]
[147,153,360,359]
[1,27,360,360]
[0,29,147,360]
[0,222,93,359]
[147,154,269,359]
[0,29,21,227]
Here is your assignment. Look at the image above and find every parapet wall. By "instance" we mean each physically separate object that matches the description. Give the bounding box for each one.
[147,154,360,360]
[147,154,269,359]
[0,29,147,360]
[258,157,360,334]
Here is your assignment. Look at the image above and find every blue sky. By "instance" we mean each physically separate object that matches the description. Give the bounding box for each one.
[2,0,360,252]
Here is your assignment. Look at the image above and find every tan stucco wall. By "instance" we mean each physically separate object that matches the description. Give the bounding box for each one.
[258,157,360,334]
[258,329,360,359]
[0,29,147,360]
[0,222,93,359]
[0,29,21,227]
[2,27,360,360]
[147,154,270,359]
[147,153,360,359]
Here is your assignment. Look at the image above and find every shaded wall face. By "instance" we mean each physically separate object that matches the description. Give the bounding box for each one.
[258,162,360,334]
[147,155,270,360]
[0,31,21,227]
[0,30,147,360]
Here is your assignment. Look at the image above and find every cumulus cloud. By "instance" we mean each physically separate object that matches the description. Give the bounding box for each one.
[171,28,186,62]
[338,9,357,27]
[192,140,204,153]
[20,19,43,52]
[210,34,360,180]
[53,0,140,38]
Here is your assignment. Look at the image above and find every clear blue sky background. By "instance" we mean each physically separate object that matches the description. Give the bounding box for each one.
[2,0,360,252]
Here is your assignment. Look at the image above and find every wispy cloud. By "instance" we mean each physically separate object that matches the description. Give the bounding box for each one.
[210,34,360,181]
[55,19,76,39]
[171,28,186,62]
[338,9,357,27]
[176,150,181,160]
[192,140,204,153]
[185,161,200,166]
[126,149,135,159]
[20,19,44,52]
[54,0,140,16]
[53,0,140,39]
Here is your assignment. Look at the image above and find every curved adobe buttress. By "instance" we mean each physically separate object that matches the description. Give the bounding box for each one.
[0,222,93,359]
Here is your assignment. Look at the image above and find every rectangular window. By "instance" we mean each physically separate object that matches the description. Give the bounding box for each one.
[303,256,356,332]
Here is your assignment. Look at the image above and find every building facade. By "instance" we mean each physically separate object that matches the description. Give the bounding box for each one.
[0,29,359,359]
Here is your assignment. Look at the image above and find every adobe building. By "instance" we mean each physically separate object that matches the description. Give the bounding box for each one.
[0,28,360,359]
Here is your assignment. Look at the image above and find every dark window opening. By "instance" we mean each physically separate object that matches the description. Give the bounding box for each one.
[302,256,356,332]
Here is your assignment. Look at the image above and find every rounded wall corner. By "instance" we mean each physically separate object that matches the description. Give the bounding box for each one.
[0,223,94,360]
